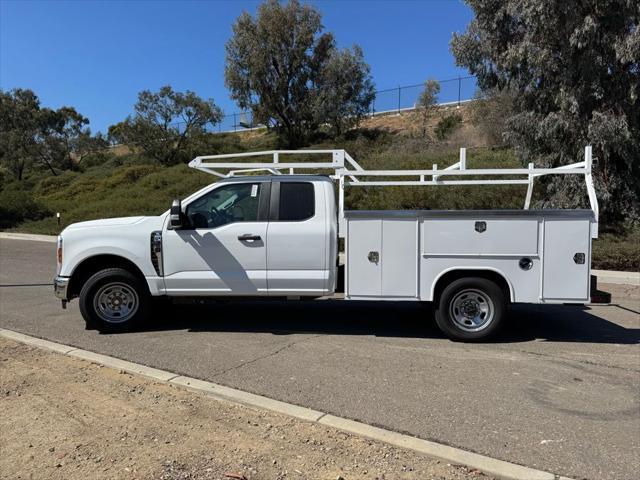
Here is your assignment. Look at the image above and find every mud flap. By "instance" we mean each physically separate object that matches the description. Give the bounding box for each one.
[590,275,612,303]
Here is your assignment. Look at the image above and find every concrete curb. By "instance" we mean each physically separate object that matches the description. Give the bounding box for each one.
[592,269,640,286]
[0,232,57,243]
[0,327,570,480]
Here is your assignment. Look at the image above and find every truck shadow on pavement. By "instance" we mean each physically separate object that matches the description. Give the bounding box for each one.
[133,300,640,345]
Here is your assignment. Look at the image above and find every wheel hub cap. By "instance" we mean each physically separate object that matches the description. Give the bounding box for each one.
[450,289,494,332]
[94,282,139,324]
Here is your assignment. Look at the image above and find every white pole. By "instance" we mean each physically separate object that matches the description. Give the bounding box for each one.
[524,163,535,209]
[338,175,345,238]
[584,145,599,238]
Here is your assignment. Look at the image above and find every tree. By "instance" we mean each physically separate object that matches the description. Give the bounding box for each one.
[108,86,223,165]
[311,46,376,136]
[0,89,92,180]
[0,89,39,180]
[417,79,440,138]
[225,0,374,146]
[71,131,109,164]
[451,0,640,225]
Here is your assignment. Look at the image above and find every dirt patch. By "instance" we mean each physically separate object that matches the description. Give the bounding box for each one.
[0,338,491,480]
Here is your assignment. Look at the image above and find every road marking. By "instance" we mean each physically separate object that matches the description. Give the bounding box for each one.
[0,327,571,480]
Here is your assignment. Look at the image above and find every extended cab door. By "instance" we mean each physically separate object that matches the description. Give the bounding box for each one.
[266,180,328,296]
[162,181,270,295]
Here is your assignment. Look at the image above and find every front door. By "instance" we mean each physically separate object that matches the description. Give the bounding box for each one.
[163,181,269,296]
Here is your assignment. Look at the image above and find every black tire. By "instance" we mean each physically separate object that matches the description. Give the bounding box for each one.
[435,277,506,341]
[79,268,150,332]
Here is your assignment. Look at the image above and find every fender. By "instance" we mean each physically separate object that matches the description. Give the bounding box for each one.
[58,215,167,296]
[429,266,515,302]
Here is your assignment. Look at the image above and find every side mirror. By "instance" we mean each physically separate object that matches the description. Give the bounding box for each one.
[169,199,186,229]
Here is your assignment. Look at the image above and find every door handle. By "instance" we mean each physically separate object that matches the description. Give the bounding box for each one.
[238,234,261,241]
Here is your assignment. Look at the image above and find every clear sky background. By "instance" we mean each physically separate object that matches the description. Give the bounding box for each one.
[0,0,474,133]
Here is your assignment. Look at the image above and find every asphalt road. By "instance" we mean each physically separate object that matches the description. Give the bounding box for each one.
[1,238,638,480]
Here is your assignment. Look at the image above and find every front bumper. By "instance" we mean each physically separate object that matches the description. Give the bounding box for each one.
[54,276,70,301]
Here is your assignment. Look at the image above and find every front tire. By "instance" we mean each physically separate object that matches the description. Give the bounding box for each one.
[79,268,150,332]
[435,277,506,341]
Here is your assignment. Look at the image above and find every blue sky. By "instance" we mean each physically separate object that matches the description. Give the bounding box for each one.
[0,0,474,133]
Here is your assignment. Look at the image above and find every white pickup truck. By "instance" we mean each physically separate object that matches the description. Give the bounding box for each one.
[54,147,601,341]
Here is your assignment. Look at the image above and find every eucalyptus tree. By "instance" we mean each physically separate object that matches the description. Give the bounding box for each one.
[225,0,374,146]
[0,89,92,179]
[109,86,222,165]
[451,0,639,224]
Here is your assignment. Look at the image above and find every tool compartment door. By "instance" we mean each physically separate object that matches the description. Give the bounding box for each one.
[542,218,591,301]
[381,219,418,297]
[347,219,381,297]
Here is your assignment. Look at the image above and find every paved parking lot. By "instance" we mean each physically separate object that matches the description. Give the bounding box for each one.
[1,238,638,479]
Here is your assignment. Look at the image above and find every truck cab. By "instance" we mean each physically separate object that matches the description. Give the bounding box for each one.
[54,175,338,332]
[161,175,337,298]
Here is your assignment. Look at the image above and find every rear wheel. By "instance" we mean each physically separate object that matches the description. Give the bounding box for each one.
[79,268,150,332]
[435,277,506,341]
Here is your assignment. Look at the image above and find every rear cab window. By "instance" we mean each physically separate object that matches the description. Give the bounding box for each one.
[279,182,315,221]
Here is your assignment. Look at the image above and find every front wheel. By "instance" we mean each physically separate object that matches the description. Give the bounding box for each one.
[79,268,150,332]
[435,277,506,341]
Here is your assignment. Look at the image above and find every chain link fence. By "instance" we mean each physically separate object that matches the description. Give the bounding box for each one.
[176,75,477,134]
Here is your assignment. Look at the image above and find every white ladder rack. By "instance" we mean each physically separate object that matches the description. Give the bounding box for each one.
[188,146,599,238]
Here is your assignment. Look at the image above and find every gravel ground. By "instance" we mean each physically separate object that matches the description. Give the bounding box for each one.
[0,337,492,480]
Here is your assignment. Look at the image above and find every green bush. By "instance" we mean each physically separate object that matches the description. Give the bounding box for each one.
[592,229,640,272]
[434,114,463,140]
[0,187,52,229]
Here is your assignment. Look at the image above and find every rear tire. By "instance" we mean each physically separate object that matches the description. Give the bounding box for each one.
[79,268,150,332]
[435,277,506,341]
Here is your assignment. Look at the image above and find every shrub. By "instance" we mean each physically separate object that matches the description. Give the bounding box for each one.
[0,187,52,229]
[592,228,640,272]
[434,114,463,140]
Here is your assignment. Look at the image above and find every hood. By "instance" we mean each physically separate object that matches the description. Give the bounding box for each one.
[64,216,149,230]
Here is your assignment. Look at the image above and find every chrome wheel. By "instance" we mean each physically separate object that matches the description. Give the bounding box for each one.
[93,282,139,324]
[449,288,494,332]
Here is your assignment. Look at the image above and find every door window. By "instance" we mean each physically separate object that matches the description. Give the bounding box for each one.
[279,182,315,221]
[186,183,261,228]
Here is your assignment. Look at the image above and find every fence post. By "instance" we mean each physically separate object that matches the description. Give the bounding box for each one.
[397,86,401,114]
[458,76,461,107]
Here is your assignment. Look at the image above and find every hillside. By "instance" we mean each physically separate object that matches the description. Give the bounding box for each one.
[1,106,637,270]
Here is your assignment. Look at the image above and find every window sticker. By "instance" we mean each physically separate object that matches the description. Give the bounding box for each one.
[251,184,258,197]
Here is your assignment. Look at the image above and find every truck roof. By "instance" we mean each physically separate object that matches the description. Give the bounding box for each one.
[216,174,333,184]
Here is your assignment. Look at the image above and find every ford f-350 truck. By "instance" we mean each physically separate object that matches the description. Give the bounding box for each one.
[54,147,600,341]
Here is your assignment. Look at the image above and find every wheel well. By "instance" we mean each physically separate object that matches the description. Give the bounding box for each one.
[67,255,147,298]
[433,270,512,303]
